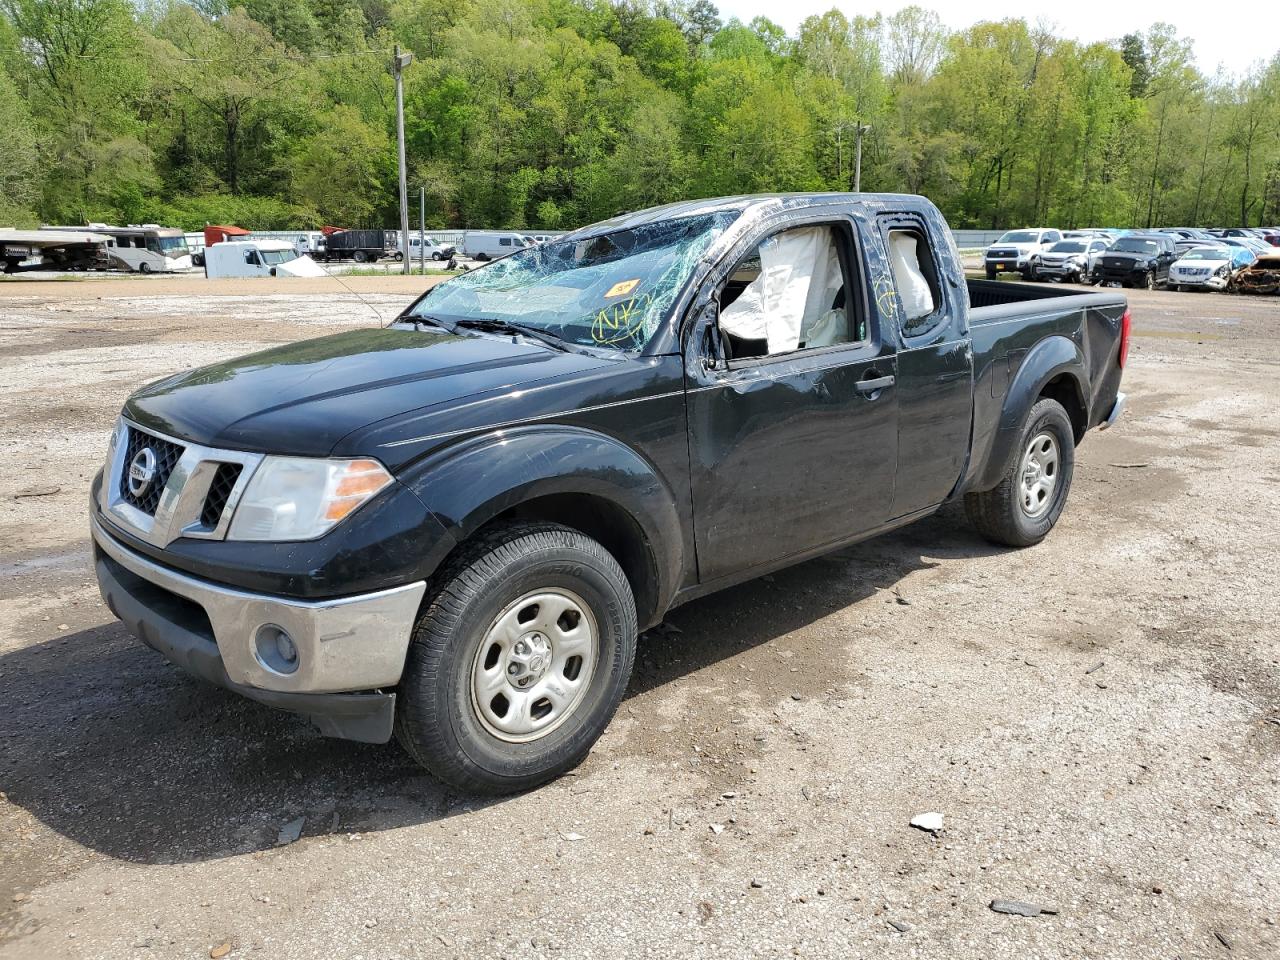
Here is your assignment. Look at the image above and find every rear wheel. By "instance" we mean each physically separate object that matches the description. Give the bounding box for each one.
[395,522,637,794]
[138,262,151,274]
[965,398,1075,548]
[353,250,368,263]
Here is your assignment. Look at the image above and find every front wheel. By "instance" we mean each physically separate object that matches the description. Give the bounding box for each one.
[1143,270,1155,290]
[396,522,637,794]
[965,398,1075,548]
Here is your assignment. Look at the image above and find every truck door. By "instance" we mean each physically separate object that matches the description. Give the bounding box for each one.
[684,213,899,583]
[874,214,974,516]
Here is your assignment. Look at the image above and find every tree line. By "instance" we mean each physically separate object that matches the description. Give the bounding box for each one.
[1,0,1278,232]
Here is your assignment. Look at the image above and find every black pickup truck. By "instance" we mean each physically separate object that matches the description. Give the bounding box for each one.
[91,193,1129,793]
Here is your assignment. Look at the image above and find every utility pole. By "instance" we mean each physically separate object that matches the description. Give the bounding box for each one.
[419,185,426,275]
[393,45,414,276]
[854,123,870,193]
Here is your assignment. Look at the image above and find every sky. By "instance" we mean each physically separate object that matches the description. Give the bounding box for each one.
[715,0,1277,77]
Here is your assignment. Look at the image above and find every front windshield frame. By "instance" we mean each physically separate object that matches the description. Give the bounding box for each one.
[998,231,1040,243]
[260,248,295,265]
[404,211,740,354]
[1181,248,1226,261]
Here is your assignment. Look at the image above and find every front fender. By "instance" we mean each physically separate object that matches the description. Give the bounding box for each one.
[972,335,1087,492]
[400,425,686,620]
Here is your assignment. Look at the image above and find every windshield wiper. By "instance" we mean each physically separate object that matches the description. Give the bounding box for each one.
[404,314,457,333]
[452,318,570,352]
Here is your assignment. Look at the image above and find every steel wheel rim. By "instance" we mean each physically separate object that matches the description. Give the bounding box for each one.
[1019,431,1060,519]
[469,588,598,743]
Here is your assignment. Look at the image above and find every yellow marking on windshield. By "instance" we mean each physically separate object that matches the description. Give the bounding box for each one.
[605,278,641,299]
[592,293,655,345]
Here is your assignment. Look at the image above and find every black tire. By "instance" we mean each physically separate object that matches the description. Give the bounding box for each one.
[986,266,997,280]
[393,251,404,262]
[395,522,637,794]
[353,250,368,263]
[431,252,442,261]
[138,262,151,274]
[1143,270,1155,290]
[964,398,1076,548]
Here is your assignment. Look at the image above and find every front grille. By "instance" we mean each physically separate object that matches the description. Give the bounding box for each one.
[200,463,243,528]
[119,427,184,515]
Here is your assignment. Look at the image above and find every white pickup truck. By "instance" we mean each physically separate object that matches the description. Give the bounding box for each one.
[984,228,1063,279]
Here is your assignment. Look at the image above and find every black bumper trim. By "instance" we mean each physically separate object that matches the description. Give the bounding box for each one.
[96,550,395,743]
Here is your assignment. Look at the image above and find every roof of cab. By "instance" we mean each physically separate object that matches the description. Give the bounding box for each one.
[565,192,927,240]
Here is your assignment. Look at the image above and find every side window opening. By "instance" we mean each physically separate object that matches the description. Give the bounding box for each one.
[499,237,512,247]
[886,228,943,339]
[716,224,863,361]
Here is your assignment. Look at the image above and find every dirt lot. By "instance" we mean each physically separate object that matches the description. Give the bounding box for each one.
[0,275,1277,959]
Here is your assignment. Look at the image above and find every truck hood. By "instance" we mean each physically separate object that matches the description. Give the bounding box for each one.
[1100,251,1154,267]
[124,327,613,459]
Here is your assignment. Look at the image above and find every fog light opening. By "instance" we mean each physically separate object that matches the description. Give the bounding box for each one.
[254,624,300,675]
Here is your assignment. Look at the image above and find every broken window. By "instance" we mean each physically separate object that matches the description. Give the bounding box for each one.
[886,229,942,339]
[409,212,738,352]
[717,224,860,359]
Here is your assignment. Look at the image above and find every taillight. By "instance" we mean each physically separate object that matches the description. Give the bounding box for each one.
[1118,308,1132,369]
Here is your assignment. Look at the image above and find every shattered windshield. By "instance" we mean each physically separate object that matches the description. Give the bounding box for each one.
[408,212,739,351]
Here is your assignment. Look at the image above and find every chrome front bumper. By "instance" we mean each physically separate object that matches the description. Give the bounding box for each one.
[91,513,426,697]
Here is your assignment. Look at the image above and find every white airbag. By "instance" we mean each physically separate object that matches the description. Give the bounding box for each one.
[719,227,845,354]
[889,232,935,322]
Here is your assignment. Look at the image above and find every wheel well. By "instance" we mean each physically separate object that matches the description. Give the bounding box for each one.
[484,494,661,628]
[1039,374,1086,442]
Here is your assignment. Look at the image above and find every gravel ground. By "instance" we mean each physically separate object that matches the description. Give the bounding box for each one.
[0,276,1277,959]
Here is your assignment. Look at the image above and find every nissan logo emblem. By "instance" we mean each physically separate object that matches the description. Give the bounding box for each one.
[128,447,158,497]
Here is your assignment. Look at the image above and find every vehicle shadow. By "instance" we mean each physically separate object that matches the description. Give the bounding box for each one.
[0,505,1002,866]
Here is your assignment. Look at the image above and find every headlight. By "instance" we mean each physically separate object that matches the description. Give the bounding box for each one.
[1215,265,1229,277]
[227,456,393,541]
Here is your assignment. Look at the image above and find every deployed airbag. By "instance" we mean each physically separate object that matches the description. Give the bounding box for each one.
[889,232,935,322]
[719,227,845,354]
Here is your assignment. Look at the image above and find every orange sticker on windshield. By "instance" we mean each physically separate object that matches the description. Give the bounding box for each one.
[605,279,640,298]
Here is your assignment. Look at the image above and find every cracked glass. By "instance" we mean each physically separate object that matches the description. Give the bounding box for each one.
[407,212,739,351]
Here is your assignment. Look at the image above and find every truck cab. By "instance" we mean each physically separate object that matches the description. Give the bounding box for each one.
[91,194,1128,794]
[203,240,327,279]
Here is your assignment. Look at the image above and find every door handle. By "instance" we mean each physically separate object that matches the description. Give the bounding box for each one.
[856,375,895,393]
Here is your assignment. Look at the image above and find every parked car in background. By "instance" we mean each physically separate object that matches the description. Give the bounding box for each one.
[1168,245,1255,291]
[399,236,456,262]
[984,228,1063,279]
[1094,233,1179,288]
[463,230,532,261]
[1256,228,1280,246]
[1156,227,1215,241]
[1220,236,1275,257]
[1034,237,1110,283]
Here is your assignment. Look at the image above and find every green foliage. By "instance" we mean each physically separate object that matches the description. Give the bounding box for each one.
[1,1,1278,230]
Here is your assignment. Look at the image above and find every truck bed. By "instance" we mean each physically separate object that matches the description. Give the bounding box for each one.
[958,278,1128,497]
[966,278,1119,320]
